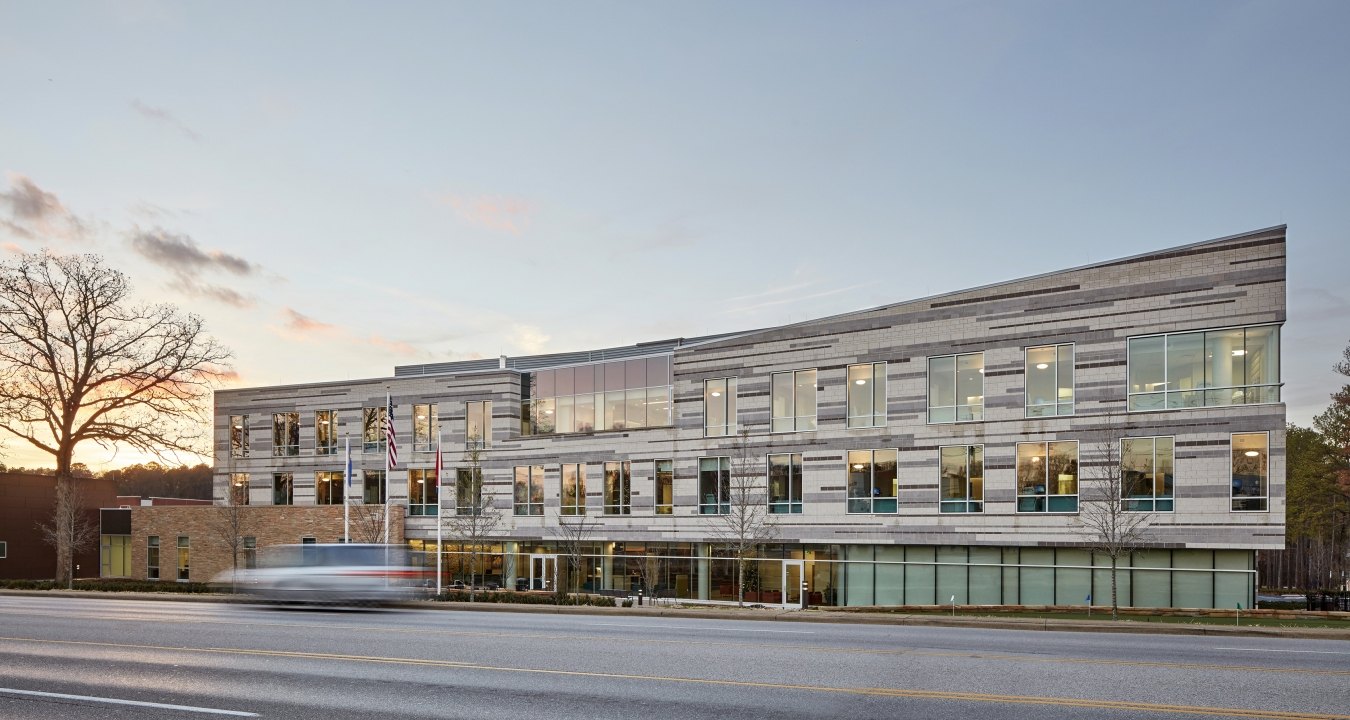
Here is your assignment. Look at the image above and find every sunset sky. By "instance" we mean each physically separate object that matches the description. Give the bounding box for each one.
[2,0,1347,471]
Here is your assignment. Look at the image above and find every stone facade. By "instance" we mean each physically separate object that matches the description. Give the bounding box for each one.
[205,226,1288,607]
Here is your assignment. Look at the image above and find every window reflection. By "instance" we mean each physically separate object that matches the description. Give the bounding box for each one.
[846,449,897,514]
[928,354,983,423]
[1025,345,1073,417]
[522,356,674,436]
[939,445,983,513]
[1128,325,1281,411]
[1016,441,1078,513]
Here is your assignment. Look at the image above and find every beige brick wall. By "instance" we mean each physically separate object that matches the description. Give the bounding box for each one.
[129,505,405,583]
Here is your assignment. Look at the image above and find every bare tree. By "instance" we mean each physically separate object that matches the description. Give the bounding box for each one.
[37,478,99,588]
[349,503,388,544]
[554,510,599,595]
[1076,415,1153,620]
[709,429,777,607]
[441,436,502,601]
[206,501,251,592]
[0,251,230,584]
[632,551,664,603]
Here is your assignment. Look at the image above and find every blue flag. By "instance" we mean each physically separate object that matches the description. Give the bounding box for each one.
[345,438,353,488]
[1085,594,1092,603]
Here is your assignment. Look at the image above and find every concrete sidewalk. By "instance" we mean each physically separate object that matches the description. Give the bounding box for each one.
[3,588,1347,640]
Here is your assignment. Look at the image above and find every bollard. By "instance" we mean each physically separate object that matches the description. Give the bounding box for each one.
[638,588,644,607]
[801,580,809,610]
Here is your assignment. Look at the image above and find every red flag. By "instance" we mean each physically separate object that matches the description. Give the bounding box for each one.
[434,435,442,487]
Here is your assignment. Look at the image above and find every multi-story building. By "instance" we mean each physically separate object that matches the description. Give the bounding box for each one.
[207,226,1286,609]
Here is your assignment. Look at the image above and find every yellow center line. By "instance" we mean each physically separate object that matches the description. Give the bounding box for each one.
[1,636,1344,720]
[3,608,1349,678]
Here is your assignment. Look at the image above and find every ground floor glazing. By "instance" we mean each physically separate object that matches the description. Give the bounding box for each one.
[405,540,1255,610]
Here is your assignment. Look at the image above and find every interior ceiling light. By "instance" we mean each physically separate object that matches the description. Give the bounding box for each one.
[1244,450,1260,457]
[1232,349,1247,356]
[852,464,865,470]
[855,379,867,385]
[1032,456,1041,462]
[1036,363,1049,370]
[711,391,721,397]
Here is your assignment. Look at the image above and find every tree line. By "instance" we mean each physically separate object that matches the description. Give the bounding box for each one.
[0,461,214,500]
[1258,340,1350,592]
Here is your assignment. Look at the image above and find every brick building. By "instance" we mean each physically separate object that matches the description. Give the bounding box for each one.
[0,473,115,580]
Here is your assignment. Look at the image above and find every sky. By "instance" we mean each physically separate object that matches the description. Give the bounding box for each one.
[1,0,1347,471]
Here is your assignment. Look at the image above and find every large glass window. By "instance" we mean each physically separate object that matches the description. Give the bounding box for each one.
[230,473,249,505]
[524,357,672,436]
[1025,344,1074,417]
[771,369,817,432]
[561,463,586,515]
[147,536,160,580]
[939,445,984,513]
[272,472,293,506]
[176,536,190,581]
[928,353,984,423]
[1128,325,1281,411]
[768,453,803,514]
[846,449,898,514]
[315,410,338,455]
[704,378,738,437]
[100,535,130,578]
[1016,441,1079,513]
[847,363,887,428]
[456,468,482,514]
[271,412,299,457]
[1122,437,1174,512]
[362,407,386,454]
[514,465,544,516]
[655,459,673,515]
[315,471,344,505]
[229,415,248,457]
[1232,432,1269,512]
[363,470,386,504]
[604,461,631,515]
[412,404,439,452]
[466,401,491,448]
[698,457,731,515]
[407,468,439,515]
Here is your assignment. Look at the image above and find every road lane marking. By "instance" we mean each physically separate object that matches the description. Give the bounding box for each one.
[0,687,258,717]
[1215,647,1350,655]
[583,622,815,634]
[1,637,1346,720]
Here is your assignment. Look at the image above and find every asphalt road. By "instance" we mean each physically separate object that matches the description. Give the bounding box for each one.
[0,596,1347,720]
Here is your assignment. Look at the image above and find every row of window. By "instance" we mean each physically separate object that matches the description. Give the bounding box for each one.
[705,325,1279,435]
[236,432,1268,515]
[229,401,492,458]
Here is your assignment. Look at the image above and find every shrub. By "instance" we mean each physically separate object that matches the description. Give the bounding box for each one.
[433,589,617,607]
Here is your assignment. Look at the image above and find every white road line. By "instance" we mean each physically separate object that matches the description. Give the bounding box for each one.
[0,688,258,717]
[1214,647,1350,655]
[584,622,815,634]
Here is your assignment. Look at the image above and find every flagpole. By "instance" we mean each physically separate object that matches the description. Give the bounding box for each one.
[343,437,350,543]
[384,393,392,545]
[436,432,443,597]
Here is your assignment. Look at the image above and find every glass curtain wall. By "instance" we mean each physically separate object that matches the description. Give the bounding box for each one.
[1128,325,1280,410]
[524,357,672,435]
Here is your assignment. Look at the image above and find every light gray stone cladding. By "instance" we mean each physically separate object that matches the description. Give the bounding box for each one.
[213,226,1286,605]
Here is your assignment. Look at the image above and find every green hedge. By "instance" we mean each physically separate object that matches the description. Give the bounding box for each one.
[0,578,217,594]
[433,589,617,607]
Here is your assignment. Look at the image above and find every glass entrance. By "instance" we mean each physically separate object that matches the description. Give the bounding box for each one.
[529,554,558,591]
[783,560,803,607]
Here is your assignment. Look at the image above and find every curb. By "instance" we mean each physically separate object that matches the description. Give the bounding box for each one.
[3,590,1346,640]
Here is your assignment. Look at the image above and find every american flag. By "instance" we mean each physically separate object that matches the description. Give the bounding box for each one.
[434,434,442,488]
[385,394,398,469]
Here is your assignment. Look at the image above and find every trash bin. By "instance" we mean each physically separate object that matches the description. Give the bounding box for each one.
[515,578,528,592]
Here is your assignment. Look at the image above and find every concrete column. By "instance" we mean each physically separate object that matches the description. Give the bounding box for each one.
[697,543,711,600]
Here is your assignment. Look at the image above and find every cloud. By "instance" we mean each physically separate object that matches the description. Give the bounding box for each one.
[0,173,89,243]
[437,193,534,235]
[130,99,203,142]
[510,324,550,354]
[2,242,23,255]
[282,307,337,335]
[275,307,423,358]
[129,227,260,306]
[724,280,880,316]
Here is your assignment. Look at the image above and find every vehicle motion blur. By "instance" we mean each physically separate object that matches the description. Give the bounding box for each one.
[220,543,421,606]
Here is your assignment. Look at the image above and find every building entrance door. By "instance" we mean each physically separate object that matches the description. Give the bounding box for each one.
[783,560,803,607]
[530,554,558,591]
